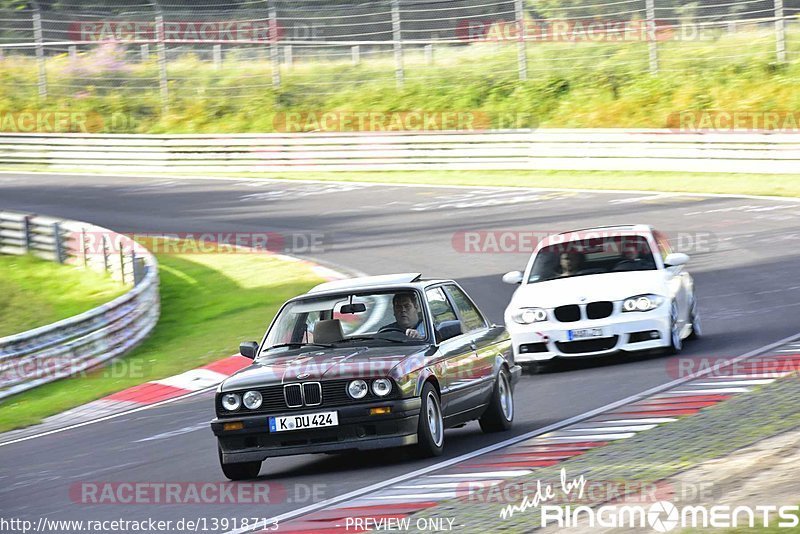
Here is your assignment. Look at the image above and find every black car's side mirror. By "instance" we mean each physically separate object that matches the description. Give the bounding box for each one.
[239,341,259,359]
[437,320,463,342]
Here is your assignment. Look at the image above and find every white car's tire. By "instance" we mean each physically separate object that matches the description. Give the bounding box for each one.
[687,296,701,340]
[667,301,683,355]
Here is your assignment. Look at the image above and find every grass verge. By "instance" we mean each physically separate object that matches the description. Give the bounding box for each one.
[0,246,324,433]
[0,254,127,338]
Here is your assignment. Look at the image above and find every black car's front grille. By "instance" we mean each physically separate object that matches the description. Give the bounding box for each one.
[555,336,619,354]
[303,382,322,406]
[217,379,399,416]
[554,304,581,322]
[284,384,303,407]
[586,301,613,319]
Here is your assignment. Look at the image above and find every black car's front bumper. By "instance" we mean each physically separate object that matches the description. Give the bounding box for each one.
[211,397,421,463]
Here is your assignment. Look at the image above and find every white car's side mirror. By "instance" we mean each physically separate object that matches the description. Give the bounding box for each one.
[502,271,524,285]
[664,252,689,268]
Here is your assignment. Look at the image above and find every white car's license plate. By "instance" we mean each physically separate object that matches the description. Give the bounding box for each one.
[568,328,605,340]
[269,411,338,433]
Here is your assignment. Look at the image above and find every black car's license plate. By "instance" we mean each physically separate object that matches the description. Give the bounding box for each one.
[269,411,338,432]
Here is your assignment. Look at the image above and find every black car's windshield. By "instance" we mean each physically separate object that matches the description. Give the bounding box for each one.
[528,235,657,284]
[260,290,429,354]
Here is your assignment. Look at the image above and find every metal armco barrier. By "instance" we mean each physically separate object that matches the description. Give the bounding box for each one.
[0,212,160,400]
[0,130,799,174]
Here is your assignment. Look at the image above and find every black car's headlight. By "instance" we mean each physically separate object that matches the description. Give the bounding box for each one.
[371,378,392,397]
[512,307,548,324]
[622,294,664,312]
[221,393,241,411]
[347,379,368,399]
[242,390,262,410]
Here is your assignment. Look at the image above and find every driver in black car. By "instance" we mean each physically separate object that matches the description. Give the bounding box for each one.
[379,292,427,340]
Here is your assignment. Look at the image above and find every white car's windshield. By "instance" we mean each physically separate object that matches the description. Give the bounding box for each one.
[528,235,657,283]
[260,290,429,353]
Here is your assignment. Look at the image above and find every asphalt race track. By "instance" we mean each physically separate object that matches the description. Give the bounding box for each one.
[1,173,799,529]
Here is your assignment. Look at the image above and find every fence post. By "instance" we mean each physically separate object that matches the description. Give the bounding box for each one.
[213,44,222,69]
[269,0,281,88]
[31,2,47,99]
[155,13,169,112]
[424,43,433,65]
[119,246,125,284]
[52,222,64,263]
[22,215,31,253]
[284,45,293,68]
[391,0,404,87]
[645,0,659,74]
[514,0,527,81]
[351,45,360,65]
[140,43,149,62]
[775,0,787,63]
[81,227,88,267]
[102,234,110,273]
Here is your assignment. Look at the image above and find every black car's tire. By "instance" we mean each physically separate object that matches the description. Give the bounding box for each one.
[479,368,514,433]
[415,382,444,457]
[218,446,261,481]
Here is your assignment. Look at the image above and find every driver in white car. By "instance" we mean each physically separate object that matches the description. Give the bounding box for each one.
[380,292,427,339]
[559,251,585,277]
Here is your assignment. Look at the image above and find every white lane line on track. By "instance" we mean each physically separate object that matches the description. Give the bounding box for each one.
[566,425,658,432]
[671,387,752,394]
[593,418,677,424]
[429,471,532,479]
[224,330,800,534]
[0,387,216,448]
[3,170,800,203]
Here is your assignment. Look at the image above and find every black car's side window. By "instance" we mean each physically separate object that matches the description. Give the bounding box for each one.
[426,288,457,326]
[445,285,487,333]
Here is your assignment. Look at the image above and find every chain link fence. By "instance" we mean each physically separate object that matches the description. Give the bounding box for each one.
[0,0,797,126]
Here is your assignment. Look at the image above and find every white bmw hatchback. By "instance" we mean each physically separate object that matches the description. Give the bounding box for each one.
[502,225,700,371]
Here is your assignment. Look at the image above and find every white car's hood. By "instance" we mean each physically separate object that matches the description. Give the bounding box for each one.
[509,270,668,309]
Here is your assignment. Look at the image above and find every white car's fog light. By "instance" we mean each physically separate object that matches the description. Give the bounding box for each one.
[512,307,548,324]
[623,294,663,312]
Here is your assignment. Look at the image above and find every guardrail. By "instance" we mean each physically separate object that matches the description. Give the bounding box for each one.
[0,211,159,400]
[0,130,799,174]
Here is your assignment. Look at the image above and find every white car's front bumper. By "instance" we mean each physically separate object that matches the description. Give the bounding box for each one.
[507,308,671,362]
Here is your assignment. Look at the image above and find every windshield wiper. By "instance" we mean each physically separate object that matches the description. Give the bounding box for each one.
[341,335,413,344]
[266,342,335,351]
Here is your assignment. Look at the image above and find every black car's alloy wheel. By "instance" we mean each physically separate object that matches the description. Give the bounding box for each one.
[415,382,444,457]
[479,368,514,433]
[218,446,262,481]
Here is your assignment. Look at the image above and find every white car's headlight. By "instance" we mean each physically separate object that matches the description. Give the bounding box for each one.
[347,379,368,399]
[511,307,548,324]
[371,378,392,397]
[221,393,241,411]
[622,294,664,312]
[242,390,262,410]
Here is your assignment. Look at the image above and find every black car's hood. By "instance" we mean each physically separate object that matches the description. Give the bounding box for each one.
[220,344,428,391]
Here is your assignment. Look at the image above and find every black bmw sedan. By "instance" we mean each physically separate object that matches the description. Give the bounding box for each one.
[211,273,520,480]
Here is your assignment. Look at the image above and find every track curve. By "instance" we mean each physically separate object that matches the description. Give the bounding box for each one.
[1,173,799,528]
